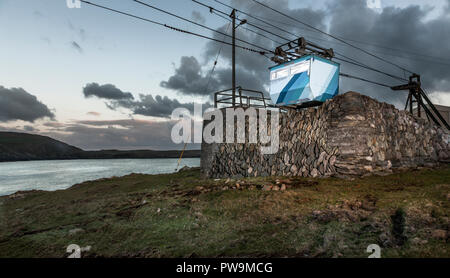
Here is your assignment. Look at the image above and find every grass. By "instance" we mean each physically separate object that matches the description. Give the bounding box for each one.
[0,165,449,258]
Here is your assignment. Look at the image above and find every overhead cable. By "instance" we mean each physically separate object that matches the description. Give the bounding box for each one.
[133,0,272,53]
[78,1,268,55]
[250,0,416,74]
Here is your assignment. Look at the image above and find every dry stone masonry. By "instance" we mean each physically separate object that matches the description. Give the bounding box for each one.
[201,91,450,178]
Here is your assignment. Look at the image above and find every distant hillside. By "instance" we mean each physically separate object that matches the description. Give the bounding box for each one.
[0,132,200,162]
[0,132,82,161]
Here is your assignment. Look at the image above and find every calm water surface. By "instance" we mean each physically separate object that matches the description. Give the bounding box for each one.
[0,158,200,196]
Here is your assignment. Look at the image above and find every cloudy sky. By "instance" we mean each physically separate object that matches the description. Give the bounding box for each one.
[1,0,449,150]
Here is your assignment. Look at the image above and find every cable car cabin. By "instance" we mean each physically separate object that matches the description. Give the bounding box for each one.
[269,54,340,108]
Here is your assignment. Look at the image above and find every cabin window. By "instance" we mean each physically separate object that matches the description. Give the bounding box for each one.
[271,68,289,80]
[290,61,310,75]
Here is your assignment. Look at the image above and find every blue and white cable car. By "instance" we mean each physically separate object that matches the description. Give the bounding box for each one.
[269,54,340,107]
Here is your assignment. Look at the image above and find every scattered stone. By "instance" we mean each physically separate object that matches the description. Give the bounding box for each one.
[431,229,447,240]
[280,184,286,191]
[178,166,191,172]
[378,232,393,247]
[8,193,24,199]
[411,237,428,245]
[272,186,280,191]
[69,228,84,235]
[81,245,91,252]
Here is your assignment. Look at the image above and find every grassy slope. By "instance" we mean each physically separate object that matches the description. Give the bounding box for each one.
[0,166,449,258]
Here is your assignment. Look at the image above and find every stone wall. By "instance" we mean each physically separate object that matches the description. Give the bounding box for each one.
[201,91,450,178]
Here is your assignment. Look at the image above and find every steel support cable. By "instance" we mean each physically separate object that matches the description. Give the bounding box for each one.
[209,0,410,83]
[228,9,450,63]
[314,32,450,66]
[214,0,301,40]
[192,0,292,42]
[203,22,231,95]
[339,38,450,63]
[211,10,284,45]
[221,5,450,63]
[80,1,410,98]
[78,1,269,55]
[420,88,450,129]
[339,73,392,88]
[334,53,409,82]
[309,35,450,66]
[241,16,450,65]
[334,57,408,82]
[133,0,272,53]
[355,48,450,67]
[208,4,416,109]
[250,0,416,75]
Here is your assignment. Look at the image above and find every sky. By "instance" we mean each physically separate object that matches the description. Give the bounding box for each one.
[1,0,449,150]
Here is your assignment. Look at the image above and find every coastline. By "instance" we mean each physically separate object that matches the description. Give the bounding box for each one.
[0,158,201,196]
[0,149,201,163]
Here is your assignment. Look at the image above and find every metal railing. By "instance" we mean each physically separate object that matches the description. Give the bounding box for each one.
[214,86,272,108]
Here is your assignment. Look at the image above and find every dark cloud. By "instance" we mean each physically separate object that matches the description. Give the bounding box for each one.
[70,41,83,53]
[161,1,326,98]
[325,0,450,105]
[191,10,206,24]
[0,86,54,122]
[159,54,267,97]
[131,94,200,118]
[83,83,134,100]
[160,56,221,95]
[163,0,450,108]
[108,93,212,118]
[83,82,211,118]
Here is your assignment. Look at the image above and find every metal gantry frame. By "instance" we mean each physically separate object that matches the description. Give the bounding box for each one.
[270,37,335,64]
[214,86,271,108]
[391,74,450,129]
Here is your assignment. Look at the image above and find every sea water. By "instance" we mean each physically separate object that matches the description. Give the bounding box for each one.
[0,158,200,196]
